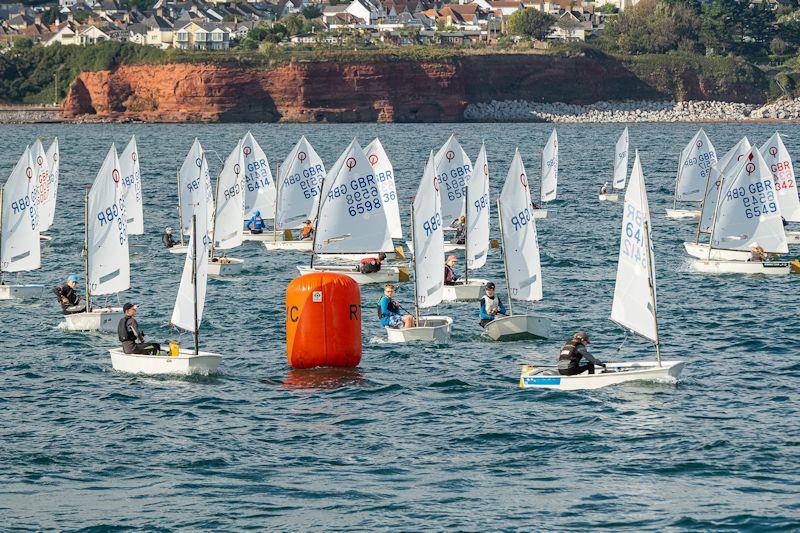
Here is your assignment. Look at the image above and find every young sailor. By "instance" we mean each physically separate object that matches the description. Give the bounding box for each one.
[478,281,506,327]
[378,284,414,329]
[558,331,604,375]
[246,210,266,234]
[453,215,466,244]
[358,252,386,274]
[444,255,460,286]
[55,275,86,315]
[117,303,162,355]
[599,181,609,195]
[301,219,314,240]
[162,227,177,248]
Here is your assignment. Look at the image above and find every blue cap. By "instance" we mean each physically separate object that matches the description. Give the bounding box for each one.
[253,210,260,216]
[68,275,78,283]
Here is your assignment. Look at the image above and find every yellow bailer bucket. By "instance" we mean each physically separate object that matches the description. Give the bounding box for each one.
[168,341,180,357]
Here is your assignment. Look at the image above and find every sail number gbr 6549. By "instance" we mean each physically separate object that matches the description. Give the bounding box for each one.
[727,179,778,219]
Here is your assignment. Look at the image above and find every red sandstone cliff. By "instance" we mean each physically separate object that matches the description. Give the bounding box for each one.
[63,54,760,123]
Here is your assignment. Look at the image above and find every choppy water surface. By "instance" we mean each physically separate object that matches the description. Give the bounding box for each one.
[1,123,799,530]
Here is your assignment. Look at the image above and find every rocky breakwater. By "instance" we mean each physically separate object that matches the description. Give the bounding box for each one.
[464,98,800,122]
[0,105,63,124]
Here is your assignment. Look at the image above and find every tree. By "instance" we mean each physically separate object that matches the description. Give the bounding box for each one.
[600,0,699,54]
[301,5,322,19]
[507,8,556,40]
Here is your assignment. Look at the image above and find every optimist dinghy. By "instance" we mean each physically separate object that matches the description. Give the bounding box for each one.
[667,129,716,220]
[533,128,559,220]
[0,146,44,300]
[240,131,277,241]
[65,145,129,332]
[35,138,59,239]
[298,139,404,285]
[521,151,685,390]
[443,144,491,302]
[600,128,628,203]
[386,151,452,344]
[761,132,800,246]
[486,149,552,342]
[110,214,221,375]
[207,141,246,278]
[689,146,790,275]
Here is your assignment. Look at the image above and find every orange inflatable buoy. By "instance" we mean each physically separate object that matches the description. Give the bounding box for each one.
[286,272,362,369]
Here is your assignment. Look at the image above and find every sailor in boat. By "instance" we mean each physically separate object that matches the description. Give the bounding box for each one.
[452,215,467,244]
[245,210,266,234]
[444,255,460,286]
[358,252,386,274]
[117,303,162,355]
[531,200,541,210]
[558,331,605,376]
[162,227,177,249]
[301,219,314,240]
[54,275,86,315]
[599,182,609,195]
[478,282,506,327]
[749,243,766,262]
[378,284,414,329]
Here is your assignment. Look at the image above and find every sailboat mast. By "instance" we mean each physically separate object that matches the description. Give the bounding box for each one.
[0,185,4,283]
[464,184,469,285]
[83,187,91,312]
[273,161,280,241]
[693,169,714,244]
[643,219,661,366]
[210,162,221,260]
[410,202,420,324]
[672,151,684,210]
[192,214,199,355]
[176,167,184,247]
[705,174,727,260]
[308,172,326,270]
[496,199,513,316]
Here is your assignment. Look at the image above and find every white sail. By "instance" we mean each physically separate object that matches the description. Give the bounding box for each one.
[213,141,246,251]
[242,131,276,219]
[760,132,800,222]
[699,137,751,234]
[178,139,214,236]
[541,128,558,203]
[675,129,716,202]
[277,136,325,229]
[366,138,402,239]
[610,151,657,343]
[119,136,144,235]
[87,144,130,296]
[413,151,445,309]
[499,149,542,302]
[39,138,59,231]
[314,139,393,255]
[171,172,210,332]
[466,143,490,271]
[613,127,629,190]
[30,139,52,231]
[1,147,40,273]
[434,134,472,225]
[711,147,788,254]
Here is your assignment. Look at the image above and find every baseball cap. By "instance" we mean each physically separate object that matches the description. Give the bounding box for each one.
[485,281,495,289]
[67,275,78,283]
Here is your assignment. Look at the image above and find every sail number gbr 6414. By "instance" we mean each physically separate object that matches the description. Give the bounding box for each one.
[622,204,648,269]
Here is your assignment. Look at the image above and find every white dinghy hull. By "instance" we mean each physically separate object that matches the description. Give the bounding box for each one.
[690,259,790,275]
[385,316,452,344]
[666,208,700,220]
[168,245,189,255]
[109,347,221,375]
[442,279,488,302]
[786,230,800,245]
[242,232,284,243]
[208,257,244,277]
[64,308,124,332]
[484,314,552,341]
[0,284,43,300]
[520,360,685,390]
[264,240,313,252]
[598,193,619,202]
[296,265,407,285]
[405,241,464,254]
[683,241,750,261]
[531,209,548,219]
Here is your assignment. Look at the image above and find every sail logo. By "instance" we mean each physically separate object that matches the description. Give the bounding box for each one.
[25,167,32,181]
[195,157,202,168]
[234,163,241,175]
[769,146,779,158]
[37,155,43,166]
[243,146,252,156]
[445,150,455,162]
[298,151,307,163]
[520,172,528,188]
[131,152,136,162]
[345,157,357,171]
[696,140,703,148]
[112,169,120,184]
[52,153,58,163]
[368,154,379,165]
[433,174,439,192]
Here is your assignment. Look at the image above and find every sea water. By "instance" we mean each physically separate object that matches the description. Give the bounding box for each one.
[1,123,798,529]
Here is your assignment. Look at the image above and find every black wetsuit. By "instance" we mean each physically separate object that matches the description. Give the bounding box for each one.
[57,284,86,315]
[162,233,177,248]
[558,340,602,376]
[118,316,161,355]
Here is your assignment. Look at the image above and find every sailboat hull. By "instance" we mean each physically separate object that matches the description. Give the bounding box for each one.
[242,232,284,243]
[666,208,700,220]
[690,259,790,275]
[484,314,552,341]
[0,284,43,300]
[64,308,124,332]
[109,347,221,375]
[598,193,619,202]
[531,209,548,219]
[520,360,685,390]
[264,240,313,252]
[385,316,452,344]
[683,242,750,261]
[208,257,244,277]
[405,240,464,254]
[786,230,800,245]
[442,279,488,302]
[296,265,408,285]
[168,245,188,255]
